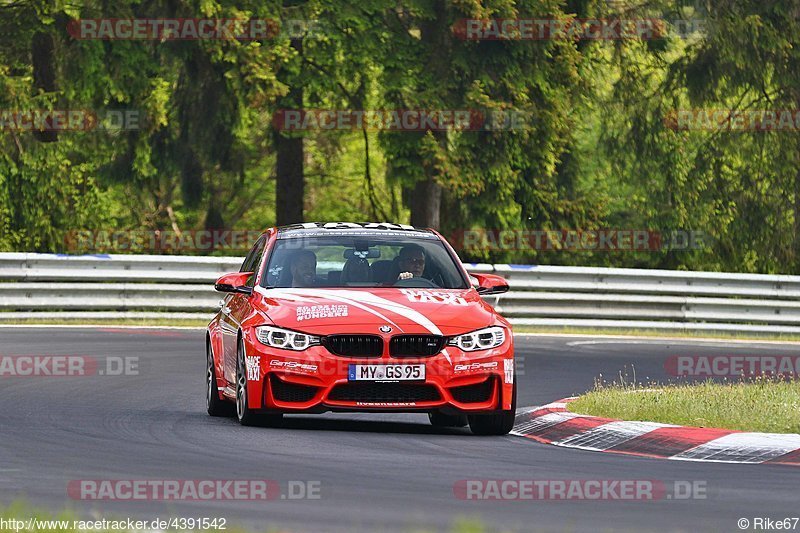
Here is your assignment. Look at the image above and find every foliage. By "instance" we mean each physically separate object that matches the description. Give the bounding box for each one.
[0,0,799,274]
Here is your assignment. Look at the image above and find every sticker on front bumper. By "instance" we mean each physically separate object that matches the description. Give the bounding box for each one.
[270,359,318,373]
[246,355,260,381]
[355,402,417,407]
[454,361,498,373]
[504,359,514,384]
[348,364,425,381]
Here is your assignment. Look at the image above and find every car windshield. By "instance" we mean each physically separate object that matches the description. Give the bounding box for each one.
[262,234,469,289]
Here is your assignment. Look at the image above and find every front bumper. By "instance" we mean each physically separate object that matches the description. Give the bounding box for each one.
[240,329,515,414]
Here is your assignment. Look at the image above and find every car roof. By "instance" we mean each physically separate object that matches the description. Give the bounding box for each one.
[275,222,438,240]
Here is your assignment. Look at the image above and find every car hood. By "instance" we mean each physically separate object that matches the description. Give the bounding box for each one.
[252,287,500,336]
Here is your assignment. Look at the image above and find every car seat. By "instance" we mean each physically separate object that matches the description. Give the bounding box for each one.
[340,258,371,284]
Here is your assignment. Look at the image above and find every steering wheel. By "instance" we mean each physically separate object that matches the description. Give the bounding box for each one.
[393,277,438,288]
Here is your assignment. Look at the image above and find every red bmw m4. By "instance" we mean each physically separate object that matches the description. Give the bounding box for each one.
[206,223,516,435]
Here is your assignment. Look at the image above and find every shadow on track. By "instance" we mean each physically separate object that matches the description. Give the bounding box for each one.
[199,413,475,435]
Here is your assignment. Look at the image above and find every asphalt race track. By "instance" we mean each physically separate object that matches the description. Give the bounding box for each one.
[1,328,799,532]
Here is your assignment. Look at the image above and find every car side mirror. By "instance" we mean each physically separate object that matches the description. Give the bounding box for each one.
[471,273,509,295]
[215,272,254,295]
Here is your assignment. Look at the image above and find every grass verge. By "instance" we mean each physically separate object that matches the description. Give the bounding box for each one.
[569,377,800,434]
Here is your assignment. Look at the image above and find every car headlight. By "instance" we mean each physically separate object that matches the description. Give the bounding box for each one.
[255,326,321,351]
[447,326,506,352]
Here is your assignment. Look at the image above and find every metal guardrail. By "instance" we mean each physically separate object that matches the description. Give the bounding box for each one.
[2,253,800,333]
[0,253,239,282]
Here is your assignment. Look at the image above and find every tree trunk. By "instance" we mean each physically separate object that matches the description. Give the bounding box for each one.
[274,121,304,225]
[793,90,800,273]
[32,31,57,143]
[407,178,442,228]
[274,37,304,226]
[408,0,450,229]
[794,137,800,273]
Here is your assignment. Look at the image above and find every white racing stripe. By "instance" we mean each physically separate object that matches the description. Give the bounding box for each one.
[260,288,404,331]
[255,289,321,305]
[256,288,453,361]
[304,289,443,332]
[312,289,456,363]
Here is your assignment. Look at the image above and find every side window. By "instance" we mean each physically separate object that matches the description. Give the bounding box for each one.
[240,236,267,287]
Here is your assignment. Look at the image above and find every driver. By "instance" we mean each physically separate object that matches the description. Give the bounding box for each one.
[290,250,317,287]
[397,244,426,280]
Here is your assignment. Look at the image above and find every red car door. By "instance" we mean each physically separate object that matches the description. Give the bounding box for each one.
[221,235,267,385]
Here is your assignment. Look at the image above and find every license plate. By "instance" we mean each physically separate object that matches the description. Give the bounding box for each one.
[348,364,425,381]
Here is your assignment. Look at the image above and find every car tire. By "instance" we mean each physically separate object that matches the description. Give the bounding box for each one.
[236,337,283,427]
[428,411,468,428]
[207,340,234,417]
[468,380,517,436]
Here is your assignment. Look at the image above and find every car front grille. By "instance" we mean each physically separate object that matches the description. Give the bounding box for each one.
[270,375,318,402]
[323,335,384,357]
[389,335,446,357]
[328,382,441,403]
[450,378,494,403]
